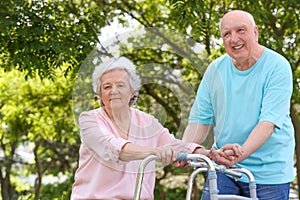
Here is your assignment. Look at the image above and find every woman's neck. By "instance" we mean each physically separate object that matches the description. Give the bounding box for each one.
[104,106,131,121]
[104,106,131,139]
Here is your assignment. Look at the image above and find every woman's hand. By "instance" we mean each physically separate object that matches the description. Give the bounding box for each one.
[174,146,209,168]
[154,146,179,165]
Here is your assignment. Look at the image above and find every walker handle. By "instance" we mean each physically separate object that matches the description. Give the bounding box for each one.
[176,152,189,161]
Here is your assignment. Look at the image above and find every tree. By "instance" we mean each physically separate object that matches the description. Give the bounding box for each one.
[0,68,79,199]
[0,0,105,78]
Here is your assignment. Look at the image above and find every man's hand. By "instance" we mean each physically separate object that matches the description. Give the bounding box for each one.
[208,144,243,167]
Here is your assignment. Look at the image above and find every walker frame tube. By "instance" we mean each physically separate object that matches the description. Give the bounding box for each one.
[134,153,258,200]
[133,155,157,200]
[182,153,258,200]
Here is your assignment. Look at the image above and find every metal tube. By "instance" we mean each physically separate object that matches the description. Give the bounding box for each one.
[208,170,219,200]
[186,168,207,200]
[183,154,218,200]
[218,194,257,200]
[133,155,157,200]
[179,154,258,200]
[236,168,255,182]
[229,168,258,199]
[248,181,258,199]
[185,154,215,170]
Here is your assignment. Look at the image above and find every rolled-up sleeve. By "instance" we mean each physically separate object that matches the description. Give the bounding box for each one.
[79,110,129,162]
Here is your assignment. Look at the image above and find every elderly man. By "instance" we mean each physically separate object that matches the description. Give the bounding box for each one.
[182,10,295,200]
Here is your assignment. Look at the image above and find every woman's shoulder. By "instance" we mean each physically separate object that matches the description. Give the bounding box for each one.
[79,108,104,120]
[131,108,157,124]
[80,107,101,115]
[131,107,151,118]
[131,108,164,132]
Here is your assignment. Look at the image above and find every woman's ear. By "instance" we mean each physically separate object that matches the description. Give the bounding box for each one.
[129,91,139,106]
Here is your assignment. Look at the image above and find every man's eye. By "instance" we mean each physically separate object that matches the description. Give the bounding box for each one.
[223,32,229,38]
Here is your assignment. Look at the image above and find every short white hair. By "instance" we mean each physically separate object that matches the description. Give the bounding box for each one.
[92,56,141,105]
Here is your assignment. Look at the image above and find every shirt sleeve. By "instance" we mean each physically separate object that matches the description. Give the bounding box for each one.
[188,67,214,125]
[259,59,293,129]
[79,110,129,162]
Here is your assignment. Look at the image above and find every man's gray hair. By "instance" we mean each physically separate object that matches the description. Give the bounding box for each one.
[92,56,141,105]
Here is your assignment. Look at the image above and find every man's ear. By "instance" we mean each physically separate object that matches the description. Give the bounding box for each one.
[254,26,259,42]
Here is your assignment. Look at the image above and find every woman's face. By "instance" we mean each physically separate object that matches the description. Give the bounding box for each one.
[100,69,134,110]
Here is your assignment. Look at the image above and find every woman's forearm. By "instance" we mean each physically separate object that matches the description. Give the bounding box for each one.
[119,142,156,161]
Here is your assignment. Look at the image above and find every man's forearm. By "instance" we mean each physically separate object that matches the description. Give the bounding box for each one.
[239,121,275,162]
[182,123,211,144]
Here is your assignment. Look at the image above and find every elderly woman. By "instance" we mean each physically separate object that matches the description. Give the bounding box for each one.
[71,57,206,200]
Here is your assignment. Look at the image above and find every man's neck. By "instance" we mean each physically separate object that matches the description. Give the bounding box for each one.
[233,45,264,71]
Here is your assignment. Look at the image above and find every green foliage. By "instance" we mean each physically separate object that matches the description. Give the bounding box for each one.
[0,0,105,78]
[154,187,187,200]
[0,68,80,199]
[39,175,74,200]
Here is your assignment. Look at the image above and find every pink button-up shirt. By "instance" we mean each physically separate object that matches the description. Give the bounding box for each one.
[71,108,199,200]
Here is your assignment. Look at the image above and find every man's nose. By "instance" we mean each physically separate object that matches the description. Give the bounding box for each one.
[231,32,240,43]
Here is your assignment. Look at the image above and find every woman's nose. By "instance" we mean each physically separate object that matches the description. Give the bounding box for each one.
[111,85,119,93]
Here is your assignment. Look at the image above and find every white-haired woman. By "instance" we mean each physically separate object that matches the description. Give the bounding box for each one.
[71,57,207,200]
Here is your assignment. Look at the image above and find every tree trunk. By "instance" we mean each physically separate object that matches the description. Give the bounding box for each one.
[33,140,44,200]
[0,164,14,200]
[1,175,12,200]
[290,104,300,197]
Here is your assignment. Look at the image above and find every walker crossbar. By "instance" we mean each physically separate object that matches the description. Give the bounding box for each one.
[134,153,258,200]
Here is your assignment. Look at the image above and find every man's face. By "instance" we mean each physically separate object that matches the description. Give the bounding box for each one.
[220,11,259,62]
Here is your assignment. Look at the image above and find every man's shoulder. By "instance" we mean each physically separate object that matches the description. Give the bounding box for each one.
[205,54,230,75]
[263,47,289,63]
[212,54,229,64]
[209,54,231,69]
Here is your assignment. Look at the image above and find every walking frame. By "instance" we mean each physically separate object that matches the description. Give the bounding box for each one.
[134,153,258,200]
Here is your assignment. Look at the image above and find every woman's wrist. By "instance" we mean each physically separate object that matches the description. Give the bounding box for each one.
[193,146,209,156]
